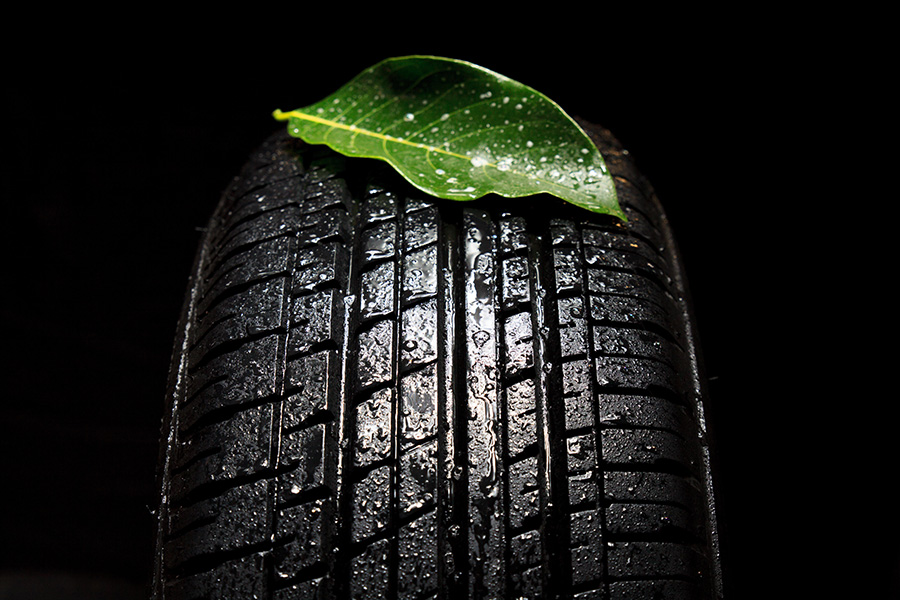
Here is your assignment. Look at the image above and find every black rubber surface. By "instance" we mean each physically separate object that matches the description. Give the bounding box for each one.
[153,124,722,600]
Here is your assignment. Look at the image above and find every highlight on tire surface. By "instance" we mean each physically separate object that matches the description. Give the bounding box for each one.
[152,123,723,600]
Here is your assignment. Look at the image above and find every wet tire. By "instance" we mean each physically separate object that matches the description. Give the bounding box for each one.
[153,123,723,600]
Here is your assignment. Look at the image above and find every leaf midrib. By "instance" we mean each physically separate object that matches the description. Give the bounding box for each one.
[274,109,471,160]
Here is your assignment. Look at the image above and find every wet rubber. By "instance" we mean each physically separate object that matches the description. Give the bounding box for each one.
[153,124,723,600]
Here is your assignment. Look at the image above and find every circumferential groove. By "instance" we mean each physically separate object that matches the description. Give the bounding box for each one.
[383,194,402,600]
[442,213,468,600]
[527,226,572,597]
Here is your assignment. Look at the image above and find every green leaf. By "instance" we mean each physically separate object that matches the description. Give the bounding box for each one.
[273,55,624,220]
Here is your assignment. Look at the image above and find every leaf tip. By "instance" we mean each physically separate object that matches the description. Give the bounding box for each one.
[600,194,628,222]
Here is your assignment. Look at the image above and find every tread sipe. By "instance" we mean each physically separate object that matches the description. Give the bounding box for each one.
[153,123,722,600]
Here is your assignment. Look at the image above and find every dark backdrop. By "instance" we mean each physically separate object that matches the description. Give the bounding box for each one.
[2,15,875,600]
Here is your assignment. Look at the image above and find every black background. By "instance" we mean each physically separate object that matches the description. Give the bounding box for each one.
[2,13,890,600]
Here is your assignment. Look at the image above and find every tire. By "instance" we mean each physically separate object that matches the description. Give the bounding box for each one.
[153,123,723,600]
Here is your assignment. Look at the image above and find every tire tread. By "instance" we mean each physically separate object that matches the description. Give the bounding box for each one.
[154,126,722,599]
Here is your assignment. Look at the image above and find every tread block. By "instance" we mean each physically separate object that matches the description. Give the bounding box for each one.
[567,433,597,473]
[401,298,438,369]
[400,363,438,445]
[350,465,391,543]
[557,296,586,326]
[217,179,303,232]
[588,294,676,335]
[404,205,439,249]
[553,247,583,293]
[510,530,541,569]
[569,508,604,548]
[166,478,269,568]
[292,240,348,293]
[357,320,394,389]
[349,538,390,600]
[606,541,703,579]
[567,434,599,505]
[501,255,530,309]
[182,335,280,432]
[558,296,588,358]
[273,497,326,578]
[397,510,438,598]
[505,378,537,458]
[606,502,698,539]
[353,388,393,468]
[221,156,303,208]
[192,276,288,366]
[502,311,534,376]
[284,347,333,392]
[592,325,681,367]
[582,230,670,274]
[594,355,680,395]
[216,206,301,258]
[277,423,326,499]
[601,428,693,471]
[164,551,267,600]
[587,266,670,302]
[603,470,703,510]
[303,177,352,212]
[360,261,395,320]
[403,197,434,214]
[569,468,599,509]
[550,219,580,246]
[199,236,297,311]
[508,455,539,530]
[399,440,437,514]
[597,394,694,434]
[284,350,337,428]
[608,579,701,600]
[297,205,351,245]
[173,403,273,499]
[360,192,397,225]
[361,220,397,263]
[402,245,438,302]
[570,544,604,586]
[510,565,542,599]
[288,288,341,355]
[499,216,528,255]
[562,359,593,430]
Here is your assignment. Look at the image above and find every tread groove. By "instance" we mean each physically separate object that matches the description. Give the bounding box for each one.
[323,170,360,600]
[442,213,468,600]
[387,193,405,600]
[579,217,610,597]
[528,226,572,596]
